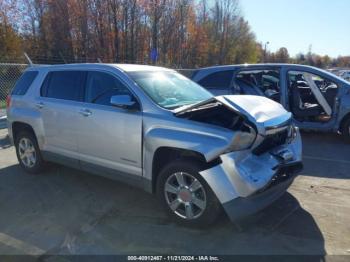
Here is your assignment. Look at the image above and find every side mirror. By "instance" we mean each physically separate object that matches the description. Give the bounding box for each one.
[110,95,137,109]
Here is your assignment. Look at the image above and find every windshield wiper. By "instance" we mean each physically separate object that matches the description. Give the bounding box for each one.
[166,101,200,110]
[174,97,217,115]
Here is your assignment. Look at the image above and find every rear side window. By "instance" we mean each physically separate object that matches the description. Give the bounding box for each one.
[85,71,132,106]
[12,71,38,95]
[41,71,85,101]
[198,70,234,89]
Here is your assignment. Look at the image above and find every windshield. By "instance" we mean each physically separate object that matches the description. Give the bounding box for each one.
[321,68,350,85]
[127,71,213,109]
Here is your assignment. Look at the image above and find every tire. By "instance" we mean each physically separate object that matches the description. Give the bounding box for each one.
[15,130,46,174]
[156,159,222,227]
[341,117,350,143]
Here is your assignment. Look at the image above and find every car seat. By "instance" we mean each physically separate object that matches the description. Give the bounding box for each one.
[290,81,322,118]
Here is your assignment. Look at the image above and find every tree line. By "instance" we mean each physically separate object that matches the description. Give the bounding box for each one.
[0,0,349,68]
[263,46,350,69]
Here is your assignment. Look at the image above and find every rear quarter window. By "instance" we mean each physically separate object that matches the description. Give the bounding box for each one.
[198,70,234,89]
[11,71,38,95]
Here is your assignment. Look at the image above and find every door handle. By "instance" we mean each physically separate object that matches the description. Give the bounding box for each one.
[79,109,92,117]
[36,102,44,109]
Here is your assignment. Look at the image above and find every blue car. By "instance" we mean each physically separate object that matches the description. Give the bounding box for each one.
[191,64,350,141]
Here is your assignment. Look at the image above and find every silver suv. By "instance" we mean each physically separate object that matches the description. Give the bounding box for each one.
[6,64,302,226]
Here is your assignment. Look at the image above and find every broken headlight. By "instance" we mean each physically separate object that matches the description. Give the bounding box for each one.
[228,125,257,151]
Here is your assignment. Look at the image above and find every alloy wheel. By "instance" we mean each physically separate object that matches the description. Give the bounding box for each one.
[164,172,207,220]
[18,137,37,168]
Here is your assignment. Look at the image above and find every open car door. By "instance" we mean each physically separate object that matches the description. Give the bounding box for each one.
[302,73,332,116]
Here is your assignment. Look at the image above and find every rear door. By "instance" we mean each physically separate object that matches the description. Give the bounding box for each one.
[77,71,143,180]
[37,70,86,164]
[233,69,282,102]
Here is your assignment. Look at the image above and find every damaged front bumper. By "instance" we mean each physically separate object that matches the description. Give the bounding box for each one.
[200,128,302,222]
[222,161,302,221]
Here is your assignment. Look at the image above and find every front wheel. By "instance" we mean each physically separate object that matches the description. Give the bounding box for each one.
[156,160,222,227]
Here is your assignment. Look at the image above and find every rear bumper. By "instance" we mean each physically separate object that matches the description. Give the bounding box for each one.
[222,162,302,221]
[6,119,14,145]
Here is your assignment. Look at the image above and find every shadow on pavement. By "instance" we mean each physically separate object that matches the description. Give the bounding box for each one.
[0,164,325,256]
[301,130,342,141]
[300,131,350,179]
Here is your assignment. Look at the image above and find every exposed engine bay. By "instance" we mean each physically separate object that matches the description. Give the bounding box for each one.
[175,101,253,133]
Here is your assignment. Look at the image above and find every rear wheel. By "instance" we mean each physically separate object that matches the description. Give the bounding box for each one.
[156,159,221,227]
[341,117,350,143]
[15,130,46,174]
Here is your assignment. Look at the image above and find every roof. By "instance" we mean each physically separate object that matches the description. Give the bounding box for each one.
[192,63,350,85]
[115,64,173,72]
[197,63,319,71]
[27,63,174,73]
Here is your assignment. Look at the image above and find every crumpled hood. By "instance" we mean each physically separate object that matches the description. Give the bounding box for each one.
[175,95,291,130]
[216,95,291,128]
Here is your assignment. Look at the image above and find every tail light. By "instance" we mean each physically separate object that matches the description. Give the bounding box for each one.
[6,95,11,109]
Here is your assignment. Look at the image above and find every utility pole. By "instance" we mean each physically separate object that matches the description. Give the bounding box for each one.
[264,41,270,63]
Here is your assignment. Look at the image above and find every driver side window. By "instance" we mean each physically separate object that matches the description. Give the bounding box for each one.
[85,72,132,106]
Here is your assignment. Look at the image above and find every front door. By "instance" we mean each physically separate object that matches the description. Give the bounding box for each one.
[77,71,143,180]
[285,69,340,130]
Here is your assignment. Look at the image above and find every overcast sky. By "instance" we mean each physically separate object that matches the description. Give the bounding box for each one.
[241,0,350,57]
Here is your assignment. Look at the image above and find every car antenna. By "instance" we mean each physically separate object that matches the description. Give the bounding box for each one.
[24,52,33,66]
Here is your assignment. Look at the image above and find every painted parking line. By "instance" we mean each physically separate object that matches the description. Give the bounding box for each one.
[0,232,45,255]
[304,155,350,165]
